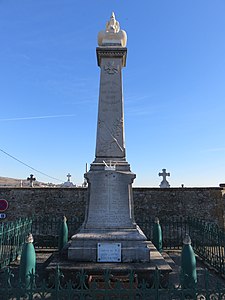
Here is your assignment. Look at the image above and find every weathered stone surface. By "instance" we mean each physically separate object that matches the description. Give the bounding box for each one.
[68,236,151,262]
[94,50,127,161]
[133,187,225,228]
[84,171,135,229]
[0,188,86,221]
[1,187,224,228]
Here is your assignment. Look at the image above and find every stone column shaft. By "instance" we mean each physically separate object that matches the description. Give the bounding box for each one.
[94,48,127,165]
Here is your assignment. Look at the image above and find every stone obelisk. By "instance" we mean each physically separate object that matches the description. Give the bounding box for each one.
[68,13,151,262]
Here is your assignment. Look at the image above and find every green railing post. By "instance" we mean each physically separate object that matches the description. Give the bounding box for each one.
[19,233,36,287]
[153,217,163,253]
[58,216,68,252]
[180,234,197,289]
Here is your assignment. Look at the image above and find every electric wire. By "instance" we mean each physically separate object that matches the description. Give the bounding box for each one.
[0,148,64,182]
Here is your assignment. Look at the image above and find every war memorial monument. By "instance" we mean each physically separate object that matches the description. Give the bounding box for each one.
[67,13,169,271]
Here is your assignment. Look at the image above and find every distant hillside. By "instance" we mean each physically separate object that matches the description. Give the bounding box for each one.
[0,176,23,187]
[0,176,52,187]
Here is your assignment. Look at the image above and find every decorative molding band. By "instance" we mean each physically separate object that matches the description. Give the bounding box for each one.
[96,47,127,67]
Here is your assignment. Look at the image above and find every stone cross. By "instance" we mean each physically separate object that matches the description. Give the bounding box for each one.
[67,173,71,182]
[158,169,170,188]
[27,174,36,187]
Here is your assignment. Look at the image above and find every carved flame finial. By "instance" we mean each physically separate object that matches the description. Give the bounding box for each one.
[106,12,120,33]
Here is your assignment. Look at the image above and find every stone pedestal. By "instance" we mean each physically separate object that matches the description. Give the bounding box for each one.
[48,242,172,284]
[160,180,170,188]
[84,170,135,229]
[68,167,151,262]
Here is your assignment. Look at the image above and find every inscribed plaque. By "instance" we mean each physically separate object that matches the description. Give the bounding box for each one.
[97,243,121,262]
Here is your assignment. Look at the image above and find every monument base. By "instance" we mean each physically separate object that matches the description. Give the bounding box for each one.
[47,243,171,286]
[68,227,151,263]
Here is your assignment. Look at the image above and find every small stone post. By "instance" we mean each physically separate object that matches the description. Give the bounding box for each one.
[152,217,163,253]
[180,234,197,288]
[58,216,68,252]
[19,233,36,286]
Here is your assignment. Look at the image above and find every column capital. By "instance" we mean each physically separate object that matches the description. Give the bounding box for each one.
[96,47,127,67]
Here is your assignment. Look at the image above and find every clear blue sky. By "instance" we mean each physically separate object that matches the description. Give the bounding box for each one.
[0,0,225,187]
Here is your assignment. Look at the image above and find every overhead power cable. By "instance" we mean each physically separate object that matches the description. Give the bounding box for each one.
[0,148,64,182]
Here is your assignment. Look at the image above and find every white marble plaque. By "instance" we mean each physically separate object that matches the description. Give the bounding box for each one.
[97,243,121,262]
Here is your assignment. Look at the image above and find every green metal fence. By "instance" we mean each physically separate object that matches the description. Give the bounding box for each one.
[1,216,225,278]
[139,216,225,276]
[31,216,84,248]
[31,215,188,249]
[138,216,190,249]
[189,218,225,275]
[30,215,225,276]
[0,266,225,299]
[0,218,32,269]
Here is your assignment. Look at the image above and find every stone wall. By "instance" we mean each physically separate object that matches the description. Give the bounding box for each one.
[133,188,225,228]
[0,187,224,228]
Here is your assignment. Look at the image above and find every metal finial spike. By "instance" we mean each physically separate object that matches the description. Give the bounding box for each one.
[154,217,160,224]
[183,234,191,245]
[26,233,34,243]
